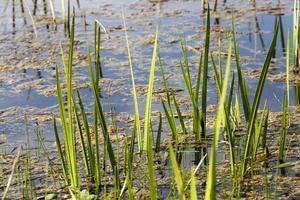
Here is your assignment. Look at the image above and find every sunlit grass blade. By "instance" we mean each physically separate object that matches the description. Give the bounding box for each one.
[185,154,206,192]
[123,12,142,152]
[143,29,158,150]
[190,167,197,200]
[205,35,232,200]
[169,141,185,200]
[252,101,268,161]
[1,146,21,200]
[143,28,159,200]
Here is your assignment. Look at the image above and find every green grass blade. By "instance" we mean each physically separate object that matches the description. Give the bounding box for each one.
[155,112,162,153]
[205,34,231,200]
[201,6,210,140]
[87,45,118,181]
[143,29,159,150]
[53,117,68,185]
[73,95,90,176]
[279,93,288,164]
[241,21,279,177]
[190,167,197,200]
[123,13,142,152]
[169,142,185,200]
[76,91,97,179]
[173,93,187,135]
[162,100,179,143]
[142,28,159,200]
[286,29,290,106]
[232,17,251,121]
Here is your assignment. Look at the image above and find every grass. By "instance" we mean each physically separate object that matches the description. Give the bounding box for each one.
[143,28,159,200]
[2,2,300,199]
[123,13,142,152]
[205,33,232,200]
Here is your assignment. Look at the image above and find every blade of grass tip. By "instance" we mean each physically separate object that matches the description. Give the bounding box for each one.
[241,21,279,177]
[180,42,193,98]
[122,12,142,152]
[204,33,231,200]
[201,5,210,140]
[2,146,21,200]
[169,141,185,200]
[48,0,56,24]
[293,0,299,67]
[232,17,250,121]
[25,2,38,37]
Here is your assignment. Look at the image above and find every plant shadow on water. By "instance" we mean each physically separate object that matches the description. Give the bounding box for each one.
[0,0,300,199]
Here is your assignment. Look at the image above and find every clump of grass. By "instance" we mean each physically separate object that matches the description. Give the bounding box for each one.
[54,13,79,189]
[205,33,232,200]
[240,21,279,177]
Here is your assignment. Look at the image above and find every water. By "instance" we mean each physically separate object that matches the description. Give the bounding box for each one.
[0,0,298,145]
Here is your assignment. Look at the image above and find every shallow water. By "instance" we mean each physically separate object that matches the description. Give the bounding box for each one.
[0,0,298,145]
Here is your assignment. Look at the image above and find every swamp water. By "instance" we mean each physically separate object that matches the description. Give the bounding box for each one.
[0,0,299,199]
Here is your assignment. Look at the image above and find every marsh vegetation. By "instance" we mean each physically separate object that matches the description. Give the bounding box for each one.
[0,0,300,199]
